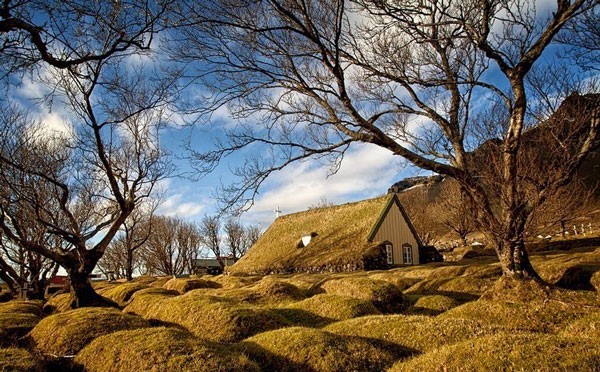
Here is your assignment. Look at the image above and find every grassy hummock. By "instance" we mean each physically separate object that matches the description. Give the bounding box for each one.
[97,282,150,306]
[0,301,43,317]
[324,314,498,352]
[237,326,412,372]
[124,291,290,343]
[285,294,381,323]
[319,277,406,312]
[0,348,43,372]
[410,294,461,315]
[29,307,150,356]
[559,311,600,340]
[387,333,600,372]
[75,327,261,372]
[163,278,221,294]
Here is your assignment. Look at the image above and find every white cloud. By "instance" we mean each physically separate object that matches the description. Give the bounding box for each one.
[156,189,210,219]
[242,143,403,227]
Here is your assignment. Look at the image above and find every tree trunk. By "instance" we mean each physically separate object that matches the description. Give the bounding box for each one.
[126,250,133,281]
[67,269,115,308]
[496,240,542,282]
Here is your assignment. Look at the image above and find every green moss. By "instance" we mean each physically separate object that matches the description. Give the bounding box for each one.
[324,314,498,352]
[75,327,260,372]
[237,326,412,372]
[124,291,290,343]
[320,277,406,312]
[29,307,149,356]
[0,348,43,372]
[388,333,600,372]
[163,278,220,294]
[250,277,305,301]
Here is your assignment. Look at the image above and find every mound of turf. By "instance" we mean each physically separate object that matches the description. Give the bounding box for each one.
[559,311,600,340]
[0,301,43,317]
[425,265,467,279]
[0,312,41,347]
[97,282,150,306]
[163,278,220,294]
[237,326,412,372]
[286,294,381,322]
[75,327,260,372]
[0,348,43,372]
[122,292,178,319]
[592,271,600,292]
[440,299,586,333]
[367,273,421,291]
[212,275,261,289]
[148,276,172,288]
[250,278,305,301]
[324,314,497,352]
[30,307,150,356]
[319,278,406,312]
[387,333,600,372]
[42,293,71,313]
[404,276,493,298]
[124,292,289,343]
[411,295,460,315]
[128,287,179,301]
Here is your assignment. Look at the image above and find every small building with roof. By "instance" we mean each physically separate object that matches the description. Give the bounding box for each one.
[228,193,428,275]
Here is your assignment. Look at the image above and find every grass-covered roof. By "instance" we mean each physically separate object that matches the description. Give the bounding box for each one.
[229,195,391,274]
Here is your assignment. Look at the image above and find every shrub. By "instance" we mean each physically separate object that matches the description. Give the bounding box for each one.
[97,282,150,306]
[411,295,460,315]
[324,314,497,352]
[75,327,260,372]
[387,333,600,372]
[319,278,406,312]
[29,307,150,356]
[286,294,380,322]
[163,278,220,294]
[124,292,290,343]
[237,326,412,372]
[0,348,43,372]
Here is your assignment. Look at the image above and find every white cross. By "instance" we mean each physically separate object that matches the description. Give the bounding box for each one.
[274,206,282,218]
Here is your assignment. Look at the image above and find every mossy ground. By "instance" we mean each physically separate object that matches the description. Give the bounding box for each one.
[3,245,600,372]
[0,348,43,372]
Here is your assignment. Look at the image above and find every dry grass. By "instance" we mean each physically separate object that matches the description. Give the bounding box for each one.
[250,277,305,300]
[324,314,498,352]
[559,311,600,340]
[97,282,150,306]
[229,196,389,274]
[319,277,407,312]
[0,313,41,347]
[128,287,179,301]
[29,307,150,356]
[387,333,600,372]
[0,348,43,372]
[367,272,422,291]
[284,294,381,323]
[124,291,290,343]
[75,327,261,372]
[212,275,261,289]
[163,278,221,294]
[237,326,412,372]
[148,276,172,288]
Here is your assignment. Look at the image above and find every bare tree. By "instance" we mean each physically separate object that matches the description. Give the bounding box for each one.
[199,214,223,266]
[177,0,600,282]
[244,224,262,249]
[433,181,476,246]
[98,200,159,280]
[224,218,245,261]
